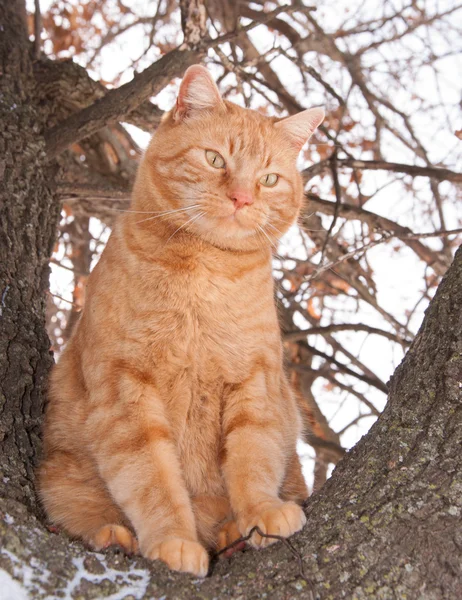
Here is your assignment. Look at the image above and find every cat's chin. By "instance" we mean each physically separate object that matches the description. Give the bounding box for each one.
[195,213,255,239]
[191,218,267,252]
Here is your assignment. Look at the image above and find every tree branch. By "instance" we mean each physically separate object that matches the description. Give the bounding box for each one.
[289,351,389,394]
[305,158,462,184]
[284,323,412,345]
[44,47,203,160]
[43,1,310,161]
[180,0,207,47]
[305,193,451,276]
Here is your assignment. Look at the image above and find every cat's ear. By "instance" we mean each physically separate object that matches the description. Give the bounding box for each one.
[174,65,223,121]
[275,107,325,150]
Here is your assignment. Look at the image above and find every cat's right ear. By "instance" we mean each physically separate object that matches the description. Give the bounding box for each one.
[173,65,223,122]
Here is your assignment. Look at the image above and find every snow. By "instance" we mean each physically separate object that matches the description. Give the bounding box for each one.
[0,547,50,598]
[1,543,151,600]
[62,555,150,600]
[0,569,29,600]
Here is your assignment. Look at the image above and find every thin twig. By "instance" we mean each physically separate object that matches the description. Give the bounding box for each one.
[47,291,79,308]
[306,228,462,283]
[319,150,342,266]
[333,158,462,184]
[212,525,315,599]
[284,323,412,345]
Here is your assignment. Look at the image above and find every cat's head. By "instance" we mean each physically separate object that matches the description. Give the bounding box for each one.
[137,65,324,252]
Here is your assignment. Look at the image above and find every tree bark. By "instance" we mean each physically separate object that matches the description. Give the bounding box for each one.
[0,0,60,509]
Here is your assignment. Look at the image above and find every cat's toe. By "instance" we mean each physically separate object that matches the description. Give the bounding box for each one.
[217,520,246,557]
[91,524,139,554]
[146,538,209,577]
[239,501,306,548]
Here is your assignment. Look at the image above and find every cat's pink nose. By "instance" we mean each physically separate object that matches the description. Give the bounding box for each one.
[228,189,253,210]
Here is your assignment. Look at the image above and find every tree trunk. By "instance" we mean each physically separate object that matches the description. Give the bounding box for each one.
[1,2,461,597]
[0,0,60,509]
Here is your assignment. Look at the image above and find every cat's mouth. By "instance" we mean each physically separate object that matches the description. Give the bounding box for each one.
[217,210,261,231]
[194,210,261,241]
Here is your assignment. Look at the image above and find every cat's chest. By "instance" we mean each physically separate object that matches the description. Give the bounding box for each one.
[136,260,278,380]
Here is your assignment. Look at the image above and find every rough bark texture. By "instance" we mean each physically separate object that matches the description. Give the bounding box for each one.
[0,0,60,509]
[1,1,461,597]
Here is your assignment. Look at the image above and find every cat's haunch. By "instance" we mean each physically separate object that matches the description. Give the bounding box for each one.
[38,64,324,577]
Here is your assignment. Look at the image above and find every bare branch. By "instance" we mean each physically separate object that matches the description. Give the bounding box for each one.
[313,450,329,493]
[305,158,462,184]
[284,324,412,345]
[304,229,462,284]
[319,151,342,265]
[180,0,207,47]
[44,47,203,160]
[302,366,381,416]
[305,194,451,276]
[289,352,388,395]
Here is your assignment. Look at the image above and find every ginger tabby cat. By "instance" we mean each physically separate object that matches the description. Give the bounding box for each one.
[38,65,324,577]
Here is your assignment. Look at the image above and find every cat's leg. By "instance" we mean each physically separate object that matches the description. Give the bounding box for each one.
[191,495,230,549]
[280,451,309,503]
[222,371,306,548]
[86,374,208,577]
[38,451,138,553]
[216,452,307,555]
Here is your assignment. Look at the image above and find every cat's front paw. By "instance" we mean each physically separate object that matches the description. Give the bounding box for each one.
[144,538,209,577]
[238,500,306,548]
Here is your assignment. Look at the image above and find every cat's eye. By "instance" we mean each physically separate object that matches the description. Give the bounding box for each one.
[260,173,279,187]
[205,150,225,169]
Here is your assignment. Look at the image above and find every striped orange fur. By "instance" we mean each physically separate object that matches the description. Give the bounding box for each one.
[38,66,324,577]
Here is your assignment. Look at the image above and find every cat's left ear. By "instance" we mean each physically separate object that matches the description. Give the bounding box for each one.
[275,107,325,150]
[174,65,223,121]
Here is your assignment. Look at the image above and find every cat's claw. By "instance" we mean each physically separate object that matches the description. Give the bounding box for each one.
[146,538,209,577]
[238,501,306,548]
[91,524,139,554]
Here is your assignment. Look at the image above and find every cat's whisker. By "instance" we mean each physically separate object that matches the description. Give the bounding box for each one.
[135,205,201,225]
[271,215,295,227]
[273,215,328,233]
[109,202,204,215]
[266,223,292,253]
[259,225,289,263]
[254,227,267,252]
[258,225,275,248]
[164,211,206,245]
[266,222,284,238]
[272,211,316,229]
[258,225,284,256]
[111,209,169,214]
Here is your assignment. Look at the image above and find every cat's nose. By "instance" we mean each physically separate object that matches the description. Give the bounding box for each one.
[228,189,254,210]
